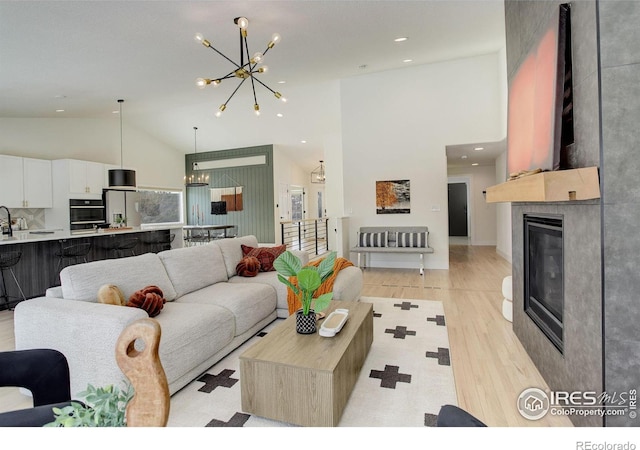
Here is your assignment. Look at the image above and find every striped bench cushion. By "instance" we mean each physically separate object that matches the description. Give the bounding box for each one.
[358,231,388,247]
[396,231,427,248]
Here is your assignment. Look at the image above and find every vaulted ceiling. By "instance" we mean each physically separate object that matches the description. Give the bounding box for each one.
[0,1,506,170]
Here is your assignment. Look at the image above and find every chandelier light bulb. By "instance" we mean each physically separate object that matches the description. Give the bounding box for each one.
[271,33,281,45]
[194,33,204,42]
[215,104,226,118]
[254,104,261,116]
[212,79,221,87]
[258,66,268,73]
[236,17,249,30]
[251,52,263,64]
[195,77,210,89]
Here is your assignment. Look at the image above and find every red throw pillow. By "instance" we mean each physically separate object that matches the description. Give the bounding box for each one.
[241,244,286,272]
[127,285,166,318]
[236,255,261,277]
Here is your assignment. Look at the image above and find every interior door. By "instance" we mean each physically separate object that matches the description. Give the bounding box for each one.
[448,182,468,237]
[278,183,290,221]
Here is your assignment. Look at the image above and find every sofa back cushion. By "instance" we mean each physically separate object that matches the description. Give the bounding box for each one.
[60,253,177,302]
[213,235,259,278]
[158,243,228,298]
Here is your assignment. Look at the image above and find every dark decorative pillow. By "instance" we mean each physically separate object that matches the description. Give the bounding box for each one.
[236,255,261,277]
[127,285,166,318]
[241,244,286,272]
[358,231,388,247]
[396,231,428,248]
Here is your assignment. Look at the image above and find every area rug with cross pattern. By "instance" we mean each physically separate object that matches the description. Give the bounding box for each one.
[167,297,458,427]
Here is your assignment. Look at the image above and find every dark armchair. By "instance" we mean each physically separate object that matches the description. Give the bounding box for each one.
[0,349,73,427]
[436,404,487,427]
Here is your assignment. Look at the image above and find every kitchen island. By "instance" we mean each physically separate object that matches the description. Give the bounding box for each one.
[0,226,181,309]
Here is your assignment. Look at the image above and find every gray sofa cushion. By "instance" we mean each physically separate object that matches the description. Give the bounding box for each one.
[176,282,276,336]
[158,244,228,298]
[153,302,235,387]
[214,235,259,278]
[60,253,178,302]
[228,271,288,313]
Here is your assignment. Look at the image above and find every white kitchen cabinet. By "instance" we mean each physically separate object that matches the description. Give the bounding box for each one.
[68,160,105,195]
[23,158,53,208]
[0,155,52,208]
[0,155,24,208]
[47,159,106,230]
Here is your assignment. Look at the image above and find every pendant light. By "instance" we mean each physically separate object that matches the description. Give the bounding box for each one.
[185,126,209,187]
[108,99,137,188]
[311,160,326,184]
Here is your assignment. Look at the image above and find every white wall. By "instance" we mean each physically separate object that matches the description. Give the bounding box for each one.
[494,150,512,262]
[0,118,184,190]
[340,53,504,270]
[447,166,498,245]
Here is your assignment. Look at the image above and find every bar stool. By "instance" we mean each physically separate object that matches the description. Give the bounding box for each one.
[142,232,175,253]
[112,237,139,258]
[55,242,92,275]
[160,233,176,252]
[0,251,27,310]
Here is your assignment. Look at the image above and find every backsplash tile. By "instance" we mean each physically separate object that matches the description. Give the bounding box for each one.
[5,208,46,230]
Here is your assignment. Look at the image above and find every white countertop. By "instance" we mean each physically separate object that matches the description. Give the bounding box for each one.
[0,225,182,246]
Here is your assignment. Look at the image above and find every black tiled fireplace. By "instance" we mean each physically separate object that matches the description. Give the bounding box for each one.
[524,214,564,353]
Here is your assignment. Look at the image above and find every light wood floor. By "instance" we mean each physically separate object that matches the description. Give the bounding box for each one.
[0,244,572,426]
[359,244,572,427]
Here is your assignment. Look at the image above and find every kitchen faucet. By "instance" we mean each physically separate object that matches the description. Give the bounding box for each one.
[0,206,12,237]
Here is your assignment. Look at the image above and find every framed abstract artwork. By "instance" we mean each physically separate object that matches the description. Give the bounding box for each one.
[376,179,410,214]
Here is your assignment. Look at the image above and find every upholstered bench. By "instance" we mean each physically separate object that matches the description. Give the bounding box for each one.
[350,226,434,275]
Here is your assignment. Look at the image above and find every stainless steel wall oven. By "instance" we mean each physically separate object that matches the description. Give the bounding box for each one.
[69,199,106,233]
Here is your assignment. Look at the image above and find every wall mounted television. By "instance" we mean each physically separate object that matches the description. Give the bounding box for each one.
[507,3,573,174]
[211,201,227,215]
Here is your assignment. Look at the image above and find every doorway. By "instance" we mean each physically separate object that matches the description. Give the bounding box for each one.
[290,186,305,221]
[448,182,469,238]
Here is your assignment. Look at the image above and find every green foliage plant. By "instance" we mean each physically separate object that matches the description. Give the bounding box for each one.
[45,382,134,427]
[274,251,336,316]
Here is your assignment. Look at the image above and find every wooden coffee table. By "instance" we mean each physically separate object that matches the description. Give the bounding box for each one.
[239,300,373,426]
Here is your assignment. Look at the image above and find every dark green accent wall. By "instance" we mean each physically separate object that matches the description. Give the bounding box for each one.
[185,145,274,243]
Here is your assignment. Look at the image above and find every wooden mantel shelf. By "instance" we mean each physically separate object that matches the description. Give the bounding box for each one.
[485,167,600,203]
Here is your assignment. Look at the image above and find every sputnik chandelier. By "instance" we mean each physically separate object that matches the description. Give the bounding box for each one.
[195,17,286,117]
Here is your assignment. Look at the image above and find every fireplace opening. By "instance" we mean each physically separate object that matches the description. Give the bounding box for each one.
[524,214,564,353]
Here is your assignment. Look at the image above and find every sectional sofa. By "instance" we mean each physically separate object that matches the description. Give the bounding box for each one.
[13,235,363,397]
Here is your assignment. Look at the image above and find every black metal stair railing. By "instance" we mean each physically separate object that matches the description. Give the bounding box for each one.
[280,218,329,257]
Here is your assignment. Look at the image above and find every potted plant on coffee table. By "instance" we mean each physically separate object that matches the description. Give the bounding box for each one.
[274,250,336,334]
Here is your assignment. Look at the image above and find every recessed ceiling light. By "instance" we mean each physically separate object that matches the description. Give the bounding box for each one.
[403,59,413,63]
[474,147,484,151]
[112,110,119,114]
[461,155,468,159]
[278,80,286,84]
[301,140,307,144]
[55,109,65,112]
[394,37,408,42]
[472,163,479,166]
[276,113,283,118]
